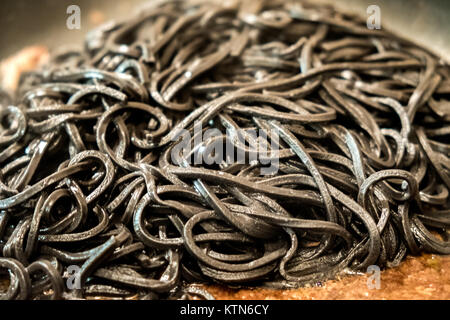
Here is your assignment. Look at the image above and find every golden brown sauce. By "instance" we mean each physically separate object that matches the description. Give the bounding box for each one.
[204,254,450,300]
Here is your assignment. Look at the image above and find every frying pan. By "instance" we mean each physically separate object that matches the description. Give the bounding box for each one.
[0,0,449,62]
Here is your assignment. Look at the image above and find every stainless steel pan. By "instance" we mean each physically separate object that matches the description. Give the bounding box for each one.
[0,0,449,61]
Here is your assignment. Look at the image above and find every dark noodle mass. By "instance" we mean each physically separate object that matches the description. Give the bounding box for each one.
[0,0,449,300]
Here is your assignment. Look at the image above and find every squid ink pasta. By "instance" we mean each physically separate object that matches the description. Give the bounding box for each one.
[0,0,448,300]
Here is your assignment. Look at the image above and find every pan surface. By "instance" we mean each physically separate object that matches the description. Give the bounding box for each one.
[0,0,449,61]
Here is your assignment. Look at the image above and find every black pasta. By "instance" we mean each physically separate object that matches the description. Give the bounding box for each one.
[0,0,449,300]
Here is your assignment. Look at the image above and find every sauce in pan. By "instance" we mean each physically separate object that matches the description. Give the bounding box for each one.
[203,254,450,300]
